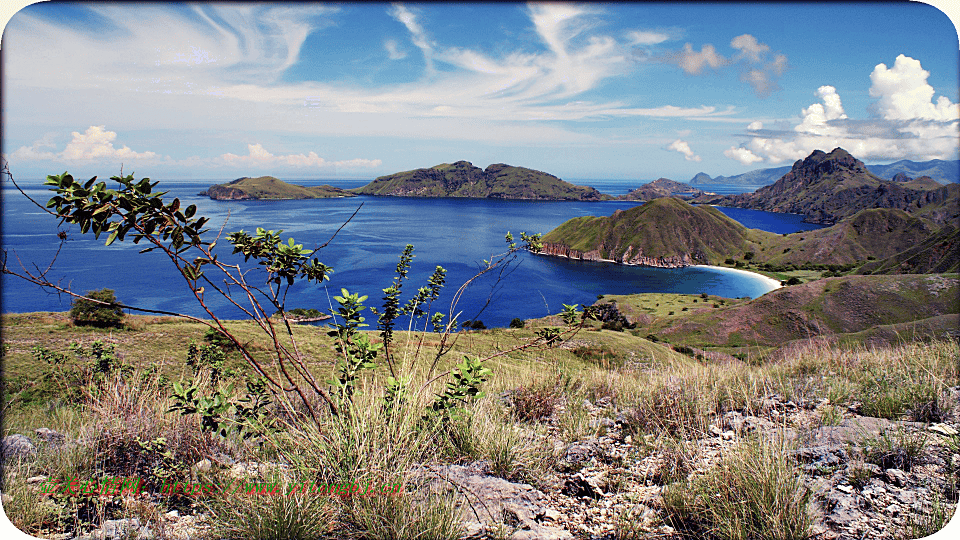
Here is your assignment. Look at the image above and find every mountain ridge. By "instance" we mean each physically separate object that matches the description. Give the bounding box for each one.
[697,148,959,225]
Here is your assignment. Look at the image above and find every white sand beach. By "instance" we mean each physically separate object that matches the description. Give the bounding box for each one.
[690,264,783,293]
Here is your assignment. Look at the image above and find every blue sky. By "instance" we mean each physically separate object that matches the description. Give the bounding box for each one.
[2,1,958,182]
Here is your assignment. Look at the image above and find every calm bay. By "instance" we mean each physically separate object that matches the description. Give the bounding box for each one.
[1,179,824,327]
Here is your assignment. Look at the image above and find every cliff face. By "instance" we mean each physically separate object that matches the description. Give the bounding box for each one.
[540,242,699,268]
[206,184,254,200]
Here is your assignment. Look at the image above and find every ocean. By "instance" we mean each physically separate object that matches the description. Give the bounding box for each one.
[1,178,824,327]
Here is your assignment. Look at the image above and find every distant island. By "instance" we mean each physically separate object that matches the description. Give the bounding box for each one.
[617,177,706,201]
[201,176,357,200]
[351,161,614,201]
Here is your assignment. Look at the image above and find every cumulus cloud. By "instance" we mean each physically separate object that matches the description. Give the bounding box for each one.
[657,34,787,97]
[666,139,702,162]
[724,146,763,165]
[725,56,959,165]
[11,126,159,164]
[869,54,959,121]
[219,143,381,170]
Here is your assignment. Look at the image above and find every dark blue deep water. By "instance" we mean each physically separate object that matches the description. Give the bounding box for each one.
[1,178,823,327]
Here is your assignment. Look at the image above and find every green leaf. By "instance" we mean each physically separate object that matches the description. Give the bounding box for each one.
[105,229,120,246]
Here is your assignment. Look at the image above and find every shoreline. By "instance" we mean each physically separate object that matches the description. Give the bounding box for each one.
[690,264,783,292]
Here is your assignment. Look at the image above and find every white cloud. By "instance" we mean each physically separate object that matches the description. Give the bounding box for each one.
[384,39,406,60]
[11,126,159,164]
[666,139,702,162]
[726,57,959,165]
[724,146,763,165]
[730,34,769,62]
[388,4,435,72]
[747,121,763,131]
[219,143,381,170]
[869,54,959,121]
[626,30,670,46]
[674,43,726,75]
[658,34,787,97]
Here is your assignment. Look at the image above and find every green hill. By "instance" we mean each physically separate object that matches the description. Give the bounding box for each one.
[204,176,356,200]
[540,198,762,267]
[351,161,613,201]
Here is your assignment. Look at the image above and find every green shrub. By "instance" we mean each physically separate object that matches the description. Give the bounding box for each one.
[509,318,525,329]
[70,288,124,328]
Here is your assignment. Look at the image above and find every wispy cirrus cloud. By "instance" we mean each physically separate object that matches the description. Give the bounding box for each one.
[3,1,738,168]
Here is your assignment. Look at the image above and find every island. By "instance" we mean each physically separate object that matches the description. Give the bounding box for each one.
[617,178,705,201]
[351,161,614,201]
[201,176,357,200]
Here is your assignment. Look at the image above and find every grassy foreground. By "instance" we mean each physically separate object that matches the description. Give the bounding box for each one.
[2,312,958,539]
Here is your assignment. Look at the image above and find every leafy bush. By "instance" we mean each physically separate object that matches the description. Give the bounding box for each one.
[70,288,124,328]
[509,318,525,328]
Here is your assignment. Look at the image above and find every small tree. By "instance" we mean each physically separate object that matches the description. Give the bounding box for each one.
[70,288,124,328]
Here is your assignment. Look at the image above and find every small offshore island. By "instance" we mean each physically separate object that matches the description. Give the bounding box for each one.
[201,176,357,200]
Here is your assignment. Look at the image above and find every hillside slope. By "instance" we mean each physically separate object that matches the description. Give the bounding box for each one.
[645,274,959,347]
[204,176,356,200]
[352,161,612,201]
[755,208,940,266]
[856,224,960,275]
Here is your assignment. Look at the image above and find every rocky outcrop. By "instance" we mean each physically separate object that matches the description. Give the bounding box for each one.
[539,242,700,268]
[204,184,254,200]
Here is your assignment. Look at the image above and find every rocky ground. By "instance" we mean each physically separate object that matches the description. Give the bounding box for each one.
[4,390,958,540]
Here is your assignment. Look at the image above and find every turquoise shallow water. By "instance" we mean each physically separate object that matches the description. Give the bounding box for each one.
[1,179,823,327]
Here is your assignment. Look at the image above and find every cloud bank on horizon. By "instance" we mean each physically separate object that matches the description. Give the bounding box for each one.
[2,2,958,180]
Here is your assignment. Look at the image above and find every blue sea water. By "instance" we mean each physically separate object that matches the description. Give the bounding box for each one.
[1,178,823,327]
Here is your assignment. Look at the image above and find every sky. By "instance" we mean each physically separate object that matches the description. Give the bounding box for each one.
[1,1,959,183]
